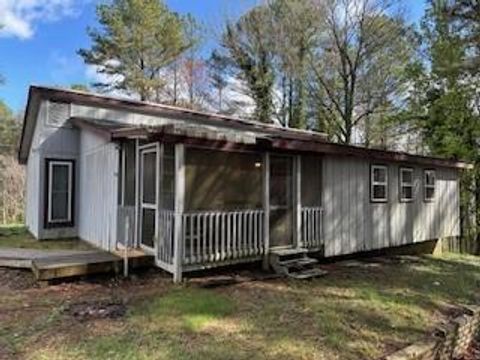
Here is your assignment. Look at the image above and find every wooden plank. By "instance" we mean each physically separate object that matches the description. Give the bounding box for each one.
[31,250,153,281]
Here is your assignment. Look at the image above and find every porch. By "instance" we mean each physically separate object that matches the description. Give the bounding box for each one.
[116,139,324,282]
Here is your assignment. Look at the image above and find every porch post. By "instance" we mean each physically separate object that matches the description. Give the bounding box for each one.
[154,142,161,259]
[295,155,302,249]
[173,143,185,283]
[262,152,270,271]
[134,139,140,248]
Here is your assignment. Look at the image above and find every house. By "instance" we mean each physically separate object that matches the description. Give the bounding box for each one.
[18,86,470,282]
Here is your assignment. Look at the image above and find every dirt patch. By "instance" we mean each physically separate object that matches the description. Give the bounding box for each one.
[0,268,36,290]
[0,340,14,360]
[462,336,480,360]
[65,300,127,322]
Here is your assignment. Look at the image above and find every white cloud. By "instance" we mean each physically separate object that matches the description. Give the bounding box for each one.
[0,0,81,39]
[84,63,134,99]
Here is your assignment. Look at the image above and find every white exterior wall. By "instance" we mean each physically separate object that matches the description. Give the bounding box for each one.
[25,100,79,239]
[78,130,119,251]
[25,150,40,237]
[322,155,461,257]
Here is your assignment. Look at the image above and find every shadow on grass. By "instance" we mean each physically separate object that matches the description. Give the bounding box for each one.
[22,254,480,360]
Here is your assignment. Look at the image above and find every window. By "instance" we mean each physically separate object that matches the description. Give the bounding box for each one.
[399,167,414,202]
[46,159,74,227]
[371,165,388,202]
[424,169,436,201]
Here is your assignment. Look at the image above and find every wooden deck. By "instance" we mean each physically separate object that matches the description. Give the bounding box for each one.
[0,248,153,281]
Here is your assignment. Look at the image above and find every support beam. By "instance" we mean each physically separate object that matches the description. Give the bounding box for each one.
[173,143,185,282]
[262,152,270,271]
[295,155,302,249]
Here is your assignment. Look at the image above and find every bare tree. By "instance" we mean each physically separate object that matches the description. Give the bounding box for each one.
[308,0,414,144]
[0,155,25,225]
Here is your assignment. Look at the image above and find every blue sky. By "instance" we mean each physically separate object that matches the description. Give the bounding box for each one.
[0,0,426,112]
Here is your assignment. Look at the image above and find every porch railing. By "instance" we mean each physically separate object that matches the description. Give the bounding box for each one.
[301,207,323,249]
[182,210,265,266]
[158,209,175,266]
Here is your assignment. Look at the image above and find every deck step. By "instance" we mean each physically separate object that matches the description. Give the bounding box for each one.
[278,257,318,268]
[270,248,308,257]
[289,268,328,280]
[269,249,326,280]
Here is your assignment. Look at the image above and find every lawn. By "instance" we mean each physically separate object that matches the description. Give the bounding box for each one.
[0,225,94,251]
[0,234,479,359]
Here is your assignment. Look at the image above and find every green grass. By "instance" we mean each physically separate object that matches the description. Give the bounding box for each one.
[0,224,94,251]
[1,252,479,360]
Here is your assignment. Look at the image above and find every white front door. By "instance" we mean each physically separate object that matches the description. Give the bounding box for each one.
[139,145,159,253]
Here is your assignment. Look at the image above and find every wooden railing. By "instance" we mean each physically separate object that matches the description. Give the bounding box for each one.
[157,209,175,266]
[301,207,323,249]
[182,210,264,265]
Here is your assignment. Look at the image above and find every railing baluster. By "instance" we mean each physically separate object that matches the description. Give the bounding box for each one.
[188,214,193,264]
[243,212,247,257]
[208,213,213,262]
[231,213,237,259]
[195,214,200,263]
[253,211,256,255]
[215,213,220,261]
[228,213,233,259]
[238,212,243,257]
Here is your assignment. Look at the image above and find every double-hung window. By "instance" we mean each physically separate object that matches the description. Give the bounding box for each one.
[424,169,436,202]
[371,165,388,202]
[399,167,414,202]
[46,159,74,227]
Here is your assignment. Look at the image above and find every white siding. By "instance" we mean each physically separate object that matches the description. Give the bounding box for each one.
[26,100,79,239]
[322,155,461,257]
[78,130,119,251]
[25,150,40,237]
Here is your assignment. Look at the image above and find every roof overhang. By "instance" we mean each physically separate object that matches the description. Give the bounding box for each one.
[71,117,473,170]
[18,85,473,170]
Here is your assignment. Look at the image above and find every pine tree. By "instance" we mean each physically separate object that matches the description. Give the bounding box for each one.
[78,0,191,101]
[405,0,480,251]
[221,6,276,123]
[208,50,230,113]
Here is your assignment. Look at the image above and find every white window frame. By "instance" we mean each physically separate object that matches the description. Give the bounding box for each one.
[47,160,73,224]
[371,165,388,203]
[399,167,414,202]
[424,169,436,202]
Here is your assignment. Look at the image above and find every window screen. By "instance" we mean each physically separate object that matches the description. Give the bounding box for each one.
[424,170,436,201]
[142,151,157,204]
[399,167,414,202]
[46,159,74,227]
[371,165,388,202]
[185,148,262,211]
[301,156,322,207]
[161,144,175,210]
[124,142,137,206]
